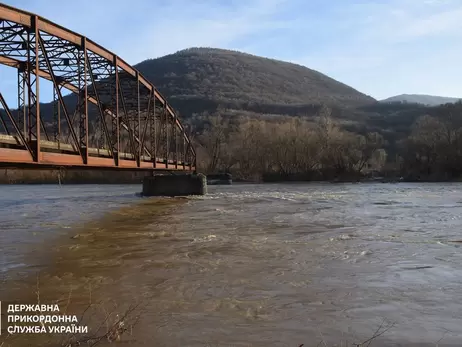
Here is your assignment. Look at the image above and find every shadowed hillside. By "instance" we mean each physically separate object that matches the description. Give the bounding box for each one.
[135,47,376,114]
[32,47,376,123]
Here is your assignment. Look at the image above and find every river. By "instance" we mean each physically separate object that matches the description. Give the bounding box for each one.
[1,183,462,346]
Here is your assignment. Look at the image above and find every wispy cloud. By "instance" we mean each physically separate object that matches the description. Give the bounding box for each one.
[348,0,462,43]
[293,0,462,98]
[125,0,291,63]
[1,0,462,102]
[6,0,289,64]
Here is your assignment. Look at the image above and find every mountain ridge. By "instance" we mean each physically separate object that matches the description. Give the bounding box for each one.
[380,94,461,106]
[133,47,376,114]
[33,47,377,124]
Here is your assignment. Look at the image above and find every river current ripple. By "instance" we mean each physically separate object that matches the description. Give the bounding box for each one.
[1,183,462,346]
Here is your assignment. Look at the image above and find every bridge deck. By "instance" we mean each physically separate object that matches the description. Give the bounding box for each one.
[0,135,186,170]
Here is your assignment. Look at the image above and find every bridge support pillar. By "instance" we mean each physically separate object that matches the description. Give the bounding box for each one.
[142,173,207,196]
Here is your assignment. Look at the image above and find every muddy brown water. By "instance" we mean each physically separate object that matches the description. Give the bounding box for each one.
[1,183,462,346]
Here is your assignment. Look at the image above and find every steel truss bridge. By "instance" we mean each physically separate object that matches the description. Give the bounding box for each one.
[0,3,196,171]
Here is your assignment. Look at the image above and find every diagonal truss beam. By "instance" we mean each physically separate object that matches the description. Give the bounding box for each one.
[139,89,153,158]
[38,34,82,158]
[0,92,33,156]
[86,49,115,162]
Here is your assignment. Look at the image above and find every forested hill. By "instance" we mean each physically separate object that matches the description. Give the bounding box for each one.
[134,47,376,115]
[381,94,461,106]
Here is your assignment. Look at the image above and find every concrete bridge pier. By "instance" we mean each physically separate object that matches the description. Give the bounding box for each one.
[142,173,207,196]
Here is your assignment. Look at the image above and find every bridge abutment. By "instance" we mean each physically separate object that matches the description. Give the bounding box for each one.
[142,173,207,196]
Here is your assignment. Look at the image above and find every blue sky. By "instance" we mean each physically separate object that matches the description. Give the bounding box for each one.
[1,0,462,105]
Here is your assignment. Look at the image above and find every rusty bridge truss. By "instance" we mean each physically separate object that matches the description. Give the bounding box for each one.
[0,3,196,171]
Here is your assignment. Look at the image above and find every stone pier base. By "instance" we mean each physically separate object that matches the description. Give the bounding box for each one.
[142,173,207,196]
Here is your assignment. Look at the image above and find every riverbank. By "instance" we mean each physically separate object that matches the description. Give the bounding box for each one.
[0,168,151,184]
[244,171,462,184]
[3,168,462,185]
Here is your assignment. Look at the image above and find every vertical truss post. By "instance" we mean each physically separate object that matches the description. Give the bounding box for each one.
[17,69,26,137]
[52,85,61,146]
[150,97,157,168]
[174,118,178,169]
[183,134,186,170]
[186,141,191,171]
[171,116,175,164]
[187,123,194,171]
[136,72,141,167]
[194,153,197,172]
[113,57,120,166]
[160,104,165,166]
[79,38,89,164]
[163,104,169,168]
[27,16,40,162]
